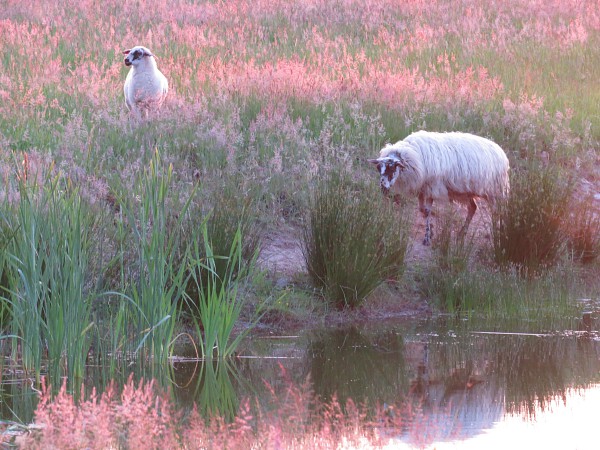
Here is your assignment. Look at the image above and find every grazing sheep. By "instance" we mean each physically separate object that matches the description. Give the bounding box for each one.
[368,131,510,245]
[122,46,168,119]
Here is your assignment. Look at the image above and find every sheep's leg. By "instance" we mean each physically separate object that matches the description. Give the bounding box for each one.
[458,198,477,240]
[419,194,434,246]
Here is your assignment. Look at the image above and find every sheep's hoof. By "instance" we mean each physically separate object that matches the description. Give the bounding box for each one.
[422,237,431,246]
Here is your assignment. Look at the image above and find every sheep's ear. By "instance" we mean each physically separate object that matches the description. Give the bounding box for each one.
[122,50,130,55]
[143,49,155,57]
[367,158,380,166]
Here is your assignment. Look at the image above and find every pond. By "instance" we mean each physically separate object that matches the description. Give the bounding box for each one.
[2,316,599,448]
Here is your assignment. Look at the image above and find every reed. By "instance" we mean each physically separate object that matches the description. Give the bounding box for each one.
[565,194,600,264]
[2,172,94,383]
[114,151,192,363]
[491,164,574,276]
[429,265,579,320]
[186,224,262,360]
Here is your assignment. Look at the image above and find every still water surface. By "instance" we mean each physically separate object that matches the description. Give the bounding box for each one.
[2,317,599,448]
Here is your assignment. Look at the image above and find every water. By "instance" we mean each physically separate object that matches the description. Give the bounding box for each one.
[2,317,599,448]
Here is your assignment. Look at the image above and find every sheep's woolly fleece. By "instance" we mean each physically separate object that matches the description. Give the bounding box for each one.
[369,131,510,245]
[123,46,168,119]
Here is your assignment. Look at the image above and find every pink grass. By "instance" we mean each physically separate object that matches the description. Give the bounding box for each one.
[18,371,427,449]
[1,0,598,117]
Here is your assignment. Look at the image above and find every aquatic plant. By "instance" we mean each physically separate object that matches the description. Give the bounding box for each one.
[565,194,600,264]
[111,152,192,363]
[186,224,263,360]
[2,170,94,383]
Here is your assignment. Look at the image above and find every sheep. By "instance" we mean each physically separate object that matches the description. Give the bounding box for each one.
[122,46,168,119]
[368,131,510,246]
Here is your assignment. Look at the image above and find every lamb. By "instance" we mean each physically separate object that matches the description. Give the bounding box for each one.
[368,131,510,246]
[122,46,168,119]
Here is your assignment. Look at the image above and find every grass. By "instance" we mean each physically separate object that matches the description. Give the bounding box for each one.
[429,264,581,320]
[186,224,266,360]
[2,171,94,384]
[0,1,599,426]
[109,151,193,364]
[492,164,574,276]
[302,170,411,309]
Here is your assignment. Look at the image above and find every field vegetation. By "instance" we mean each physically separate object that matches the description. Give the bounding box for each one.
[1,0,600,447]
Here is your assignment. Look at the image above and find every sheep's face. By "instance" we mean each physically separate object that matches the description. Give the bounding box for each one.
[368,157,403,195]
[123,46,154,67]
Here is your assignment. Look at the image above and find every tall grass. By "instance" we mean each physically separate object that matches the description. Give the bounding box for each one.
[491,164,574,276]
[187,225,263,360]
[302,171,411,309]
[2,173,94,383]
[114,152,192,363]
[429,266,580,320]
[565,194,600,264]
[184,179,262,311]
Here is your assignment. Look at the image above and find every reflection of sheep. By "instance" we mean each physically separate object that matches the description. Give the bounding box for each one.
[368,131,510,245]
[122,46,168,119]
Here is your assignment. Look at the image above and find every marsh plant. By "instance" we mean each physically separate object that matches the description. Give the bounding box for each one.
[429,265,578,319]
[187,225,263,360]
[3,174,94,383]
[432,206,477,274]
[491,164,573,276]
[184,179,262,311]
[302,171,411,309]
[112,152,192,363]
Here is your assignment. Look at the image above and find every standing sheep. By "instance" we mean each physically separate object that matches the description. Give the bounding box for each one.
[368,131,510,246]
[122,46,168,119]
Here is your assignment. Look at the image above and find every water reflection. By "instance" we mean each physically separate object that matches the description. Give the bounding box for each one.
[172,359,244,421]
[308,327,408,406]
[1,318,599,447]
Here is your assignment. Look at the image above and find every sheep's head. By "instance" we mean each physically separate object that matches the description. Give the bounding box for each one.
[123,46,155,67]
[368,156,404,195]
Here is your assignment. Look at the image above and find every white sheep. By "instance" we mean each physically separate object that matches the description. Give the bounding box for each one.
[368,131,510,245]
[122,46,168,119]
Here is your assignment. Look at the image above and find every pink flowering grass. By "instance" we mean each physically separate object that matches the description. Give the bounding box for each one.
[0,0,599,408]
[18,372,424,450]
[0,0,596,197]
[19,375,178,450]
[15,364,477,449]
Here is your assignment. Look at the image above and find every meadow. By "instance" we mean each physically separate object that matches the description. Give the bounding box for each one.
[1,0,600,447]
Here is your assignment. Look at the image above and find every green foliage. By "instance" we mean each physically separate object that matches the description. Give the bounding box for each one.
[429,266,578,319]
[492,164,573,276]
[184,179,262,311]
[186,224,264,360]
[113,151,192,363]
[432,207,476,274]
[302,171,411,309]
[2,173,94,383]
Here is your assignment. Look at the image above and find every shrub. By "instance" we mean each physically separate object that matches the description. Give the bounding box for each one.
[302,171,411,309]
[491,164,573,276]
[565,195,600,264]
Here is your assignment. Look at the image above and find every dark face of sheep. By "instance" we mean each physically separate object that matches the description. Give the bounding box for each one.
[368,157,403,196]
[123,47,154,67]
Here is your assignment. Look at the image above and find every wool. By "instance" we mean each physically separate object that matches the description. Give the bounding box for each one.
[369,131,510,245]
[123,46,169,119]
